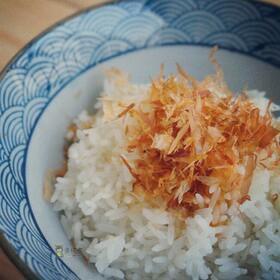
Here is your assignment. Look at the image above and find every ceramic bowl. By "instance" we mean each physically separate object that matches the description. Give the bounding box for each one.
[1,0,280,279]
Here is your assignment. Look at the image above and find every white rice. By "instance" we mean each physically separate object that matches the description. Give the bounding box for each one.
[51,75,280,279]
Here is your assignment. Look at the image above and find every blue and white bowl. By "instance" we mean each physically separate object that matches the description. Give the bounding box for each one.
[1,0,280,278]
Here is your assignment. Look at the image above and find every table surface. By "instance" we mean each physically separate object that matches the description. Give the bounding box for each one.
[0,0,280,279]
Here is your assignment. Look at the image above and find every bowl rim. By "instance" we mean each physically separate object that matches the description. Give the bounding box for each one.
[1,0,280,278]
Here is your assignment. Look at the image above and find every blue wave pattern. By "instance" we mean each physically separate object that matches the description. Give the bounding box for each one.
[0,0,280,278]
